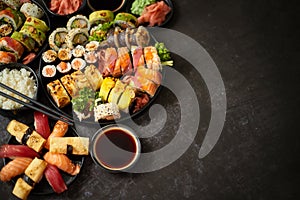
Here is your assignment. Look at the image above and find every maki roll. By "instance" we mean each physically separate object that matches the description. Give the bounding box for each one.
[72,45,85,58]
[71,58,86,71]
[20,25,46,47]
[0,37,24,59]
[57,48,72,61]
[20,2,44,19]
[1,0,22,10]
[42,49,57,63]
[114,13,138,29]
[0,51,17,63]
[24,17,49,33]
[67,15,90,30]
[49,27,68,51]
[42,65,56,78]
[85,41,99,52]
[11,31,36,52]
[83,51,97,64]
[66,28,89,49]
[56,61,71,74]
[89,10,114,25]
[0,8,21,36]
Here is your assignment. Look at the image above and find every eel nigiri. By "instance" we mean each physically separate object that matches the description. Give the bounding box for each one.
[0,144,40,158]
[44,164,67,194]
[44,152,80,176]
[34,111,51,139]
[0,157,33,182]
[44,120,69,149]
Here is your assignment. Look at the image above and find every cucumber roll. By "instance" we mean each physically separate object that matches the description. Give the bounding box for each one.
[11,31,36,52]
[48,27,68,51]
[67,15,90,31]
[66,28,89,49]
[20,25,46,47]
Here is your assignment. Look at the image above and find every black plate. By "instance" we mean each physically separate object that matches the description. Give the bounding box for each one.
[125,0,174,27]
[0,63,39,111]
[0,0,51,65]
[38,28,164,125]
[3,122,85,195]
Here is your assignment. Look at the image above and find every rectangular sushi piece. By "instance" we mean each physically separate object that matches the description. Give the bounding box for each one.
[60,74,79,97]
[47,79,71,108]
[83,64,103,91]
[24,157,47,183]
[70,70,92,91]
[49,137,89,155]
[144,46,162,71]
[6,120,46,152]
[107,79,127,105]
[12,178,33,200]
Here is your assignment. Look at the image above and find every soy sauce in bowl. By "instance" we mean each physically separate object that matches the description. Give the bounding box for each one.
[91,124,141,172]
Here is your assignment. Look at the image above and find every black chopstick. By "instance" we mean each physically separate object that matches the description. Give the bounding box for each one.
[0,83,74,126]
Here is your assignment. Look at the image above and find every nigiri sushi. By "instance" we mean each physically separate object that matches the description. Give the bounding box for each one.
[44,152,80,176]
[135,66,162,85]
[44,164,67,194]
[102,47,117,77]
[34,111,51,139]
[144,46,162,71]
[115,47,132,76]
[44,120,69,149]
[0,144,40,159]
[0,157,33,182]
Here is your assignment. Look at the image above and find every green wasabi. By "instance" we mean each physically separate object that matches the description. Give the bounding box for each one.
[130,0,156,16]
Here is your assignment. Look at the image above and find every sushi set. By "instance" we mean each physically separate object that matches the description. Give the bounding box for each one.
[0,0,174,198]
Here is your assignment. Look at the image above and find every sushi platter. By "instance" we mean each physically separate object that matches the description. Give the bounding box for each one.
[0,0,174,198]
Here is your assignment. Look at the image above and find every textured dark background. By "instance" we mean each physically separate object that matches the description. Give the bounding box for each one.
[0,0,299,199]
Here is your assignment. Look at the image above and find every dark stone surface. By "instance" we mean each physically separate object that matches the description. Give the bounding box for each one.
[1,0,299,199]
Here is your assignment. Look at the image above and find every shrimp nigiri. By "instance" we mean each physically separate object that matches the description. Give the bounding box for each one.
[44,120,68,149]
[0,157,33,182]
[44,152,80,176]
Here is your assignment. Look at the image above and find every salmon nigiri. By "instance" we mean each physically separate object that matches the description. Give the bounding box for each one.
[44,152,80,176]
[44,120,69,149]
[0,157,33,182]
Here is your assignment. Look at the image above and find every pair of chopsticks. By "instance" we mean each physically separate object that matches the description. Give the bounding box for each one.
[0,82,74,126]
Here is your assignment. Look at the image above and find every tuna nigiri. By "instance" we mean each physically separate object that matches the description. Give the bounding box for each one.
[44,120,69,149]
[44,152,80,176]
[44,164,67,194]
[0,145,40,159]
[0,157,33,182]
[34,111,51,139]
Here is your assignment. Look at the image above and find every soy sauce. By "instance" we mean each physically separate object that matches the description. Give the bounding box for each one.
[88,0,124,11]
[93,128,137,169]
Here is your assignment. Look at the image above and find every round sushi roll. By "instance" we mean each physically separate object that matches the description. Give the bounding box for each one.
[0,37,24,59]
[0,8,21,36]
[66,28,89,49]
[20,25,46,47]
[24,17,49,32]
[42,49,57,63]
[71,58,86,70]
[11,31,36,52]
[57,61,71,74]
[67,15,90,31]
[84,51,97,64]
[57,48,72,61]
[89,10,114,25]
[48,27,69,51]
[20,2,44,19]
[85,41,99,52]
[1,0,22,10]
[0,51,17,63]
[72,45,85,57]
[42,65,56,77]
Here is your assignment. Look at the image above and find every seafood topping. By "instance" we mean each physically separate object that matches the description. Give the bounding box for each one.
[0,144,40,158]
[44,164,67,194]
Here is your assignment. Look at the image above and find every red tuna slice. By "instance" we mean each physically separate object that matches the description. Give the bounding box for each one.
[34,111,51,139]
[0,144,40,158]
[44,164,67,194]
